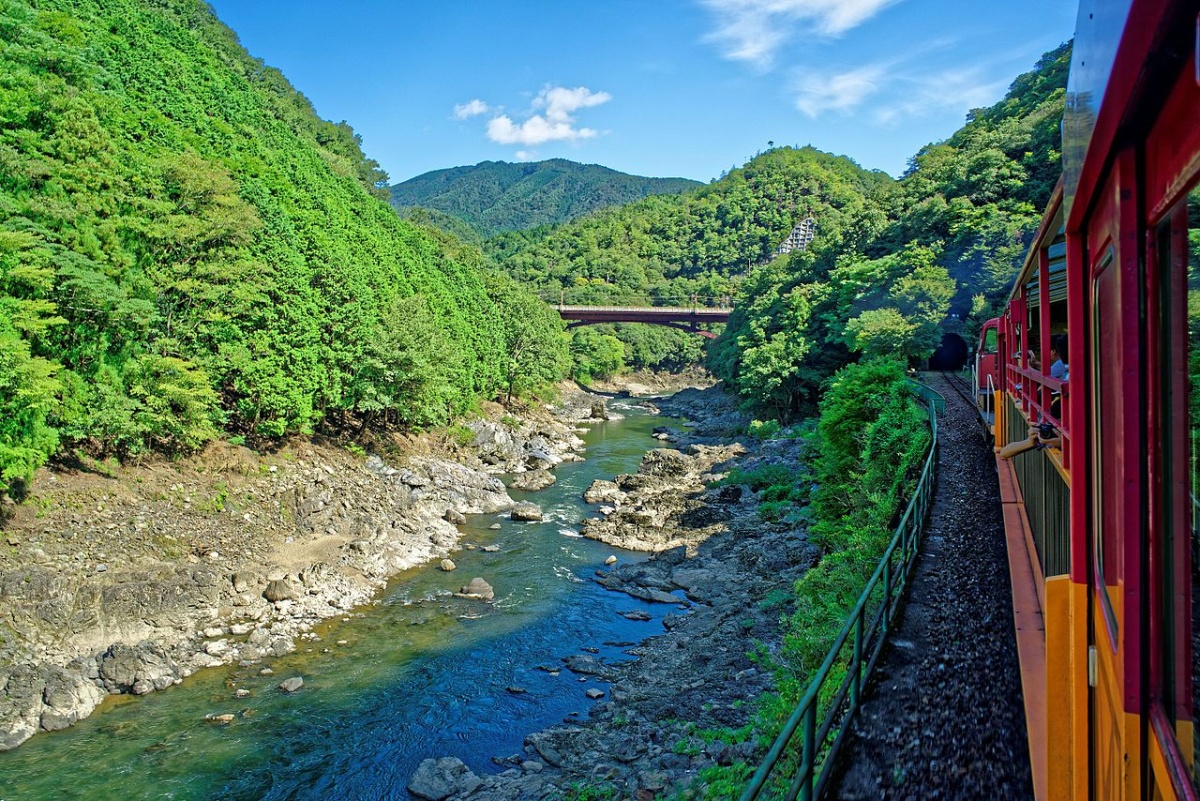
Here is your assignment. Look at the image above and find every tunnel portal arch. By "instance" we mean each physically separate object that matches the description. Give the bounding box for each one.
[928,332,968,371]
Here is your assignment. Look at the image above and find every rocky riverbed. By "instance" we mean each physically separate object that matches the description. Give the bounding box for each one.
[2,374,823,801]
[407,385,825,800]
[0,388,606,751]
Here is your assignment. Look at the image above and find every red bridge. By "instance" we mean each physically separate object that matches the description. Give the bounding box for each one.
[555,305,731,339]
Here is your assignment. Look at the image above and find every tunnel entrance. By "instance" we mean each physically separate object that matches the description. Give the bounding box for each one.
[928,332,968,371]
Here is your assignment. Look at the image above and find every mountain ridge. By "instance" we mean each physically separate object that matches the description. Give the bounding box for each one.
[390,158,702,237]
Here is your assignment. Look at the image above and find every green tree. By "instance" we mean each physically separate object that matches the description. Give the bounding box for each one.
[570,328,625,381]
[0,326,61,493]
[356,295,467,430]
[485,274,571,402]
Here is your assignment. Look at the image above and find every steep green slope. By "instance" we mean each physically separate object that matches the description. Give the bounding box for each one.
[872,43,1071,309]
[710,43,1071,418]
[0,0,567,494]
[482,147,892,380]
[390,159,701,238]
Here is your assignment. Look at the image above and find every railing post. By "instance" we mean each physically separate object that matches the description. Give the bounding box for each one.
[801,703,816,801]
[851,606,864,708]
[882,555,892,635]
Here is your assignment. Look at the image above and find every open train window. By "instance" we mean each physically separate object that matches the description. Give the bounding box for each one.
[1180,189,1199,787]
[982,326,998,354]
[1192,192,1199,787]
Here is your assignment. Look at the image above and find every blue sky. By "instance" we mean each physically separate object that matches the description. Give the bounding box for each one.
[205,0,1078,184]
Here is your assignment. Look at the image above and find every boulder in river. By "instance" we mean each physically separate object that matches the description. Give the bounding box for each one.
[278,677,304,693]
[510,502,543,522]
[439,559,456,572]
[263,579,297,602]
[638,448,691,477]
[583,480,623,505]
[563,654,606,675]
[457,578,495,601]
[509,469,556,491]
[408,756,481,800]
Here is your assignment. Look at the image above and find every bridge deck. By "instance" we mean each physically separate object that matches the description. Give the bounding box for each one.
[555,305,731,324]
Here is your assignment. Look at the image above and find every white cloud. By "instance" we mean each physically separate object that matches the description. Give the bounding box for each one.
[533,86,612,121]
[515,150,536,161]
[452,99,491,119]
[873,68,1007,125]
[792,63,887,116]
[791,59,1010,125]
[700,0,900,68]
[483,85,611,147]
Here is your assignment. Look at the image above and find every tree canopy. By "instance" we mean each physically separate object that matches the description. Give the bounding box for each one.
[0,0,569,494]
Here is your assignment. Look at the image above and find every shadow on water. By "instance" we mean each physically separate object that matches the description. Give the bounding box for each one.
[0,401,680,800]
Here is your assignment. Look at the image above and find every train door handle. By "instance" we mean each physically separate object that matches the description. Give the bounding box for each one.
[1087,645,1097,687]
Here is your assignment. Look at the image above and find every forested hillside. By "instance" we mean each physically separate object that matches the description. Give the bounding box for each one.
[485,44,1071,418]
[0,0,568,495]
[487,147,890,305]
[390,159,701,238]
[710,43,1070,418]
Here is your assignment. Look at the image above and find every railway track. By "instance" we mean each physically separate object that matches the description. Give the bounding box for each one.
[939,369,976,409]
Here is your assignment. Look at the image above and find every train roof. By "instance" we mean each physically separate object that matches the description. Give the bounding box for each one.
[1062,0,1188,227]
[1009,179,1066,304]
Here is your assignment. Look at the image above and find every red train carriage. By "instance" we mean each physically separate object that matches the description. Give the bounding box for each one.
[980,1,1200,798]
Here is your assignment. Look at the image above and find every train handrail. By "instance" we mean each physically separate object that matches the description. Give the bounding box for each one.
[1006,363,1070,468]
[741,389,940,801]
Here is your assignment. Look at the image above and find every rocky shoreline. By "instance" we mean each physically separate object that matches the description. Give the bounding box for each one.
[408,386,822,800]
[2,375,818,801]
[0,387,605,751]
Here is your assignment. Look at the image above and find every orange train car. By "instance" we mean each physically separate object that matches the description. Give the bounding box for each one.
[976,0,1199,798]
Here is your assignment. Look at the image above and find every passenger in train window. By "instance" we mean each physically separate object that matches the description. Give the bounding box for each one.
[1049,334,1068,381]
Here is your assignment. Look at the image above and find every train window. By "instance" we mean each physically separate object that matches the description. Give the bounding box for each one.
[982,327,998,354]
[1154,189,1198,787]
[1091,249,1120,643]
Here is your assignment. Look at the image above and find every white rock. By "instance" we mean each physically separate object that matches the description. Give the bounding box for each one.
[204,640,230,656]
[278,677,304,693]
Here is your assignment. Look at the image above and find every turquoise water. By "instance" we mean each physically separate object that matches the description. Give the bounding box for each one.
[0,403,676,800]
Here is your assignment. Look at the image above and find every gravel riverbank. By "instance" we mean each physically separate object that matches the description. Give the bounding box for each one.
[0,387,606,750]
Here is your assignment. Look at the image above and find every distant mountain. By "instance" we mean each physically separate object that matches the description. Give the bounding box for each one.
[389,159,703,237]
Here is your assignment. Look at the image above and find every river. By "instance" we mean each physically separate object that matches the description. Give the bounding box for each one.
[0,401,677,800]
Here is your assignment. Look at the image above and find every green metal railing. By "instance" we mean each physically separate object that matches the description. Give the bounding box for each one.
[741,389,941,801]
[908,378,946,416]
